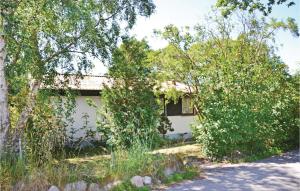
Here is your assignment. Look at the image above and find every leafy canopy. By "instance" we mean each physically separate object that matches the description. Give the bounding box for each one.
[2,0,156,87]
[153,13,299,159]
[216,0,295,16]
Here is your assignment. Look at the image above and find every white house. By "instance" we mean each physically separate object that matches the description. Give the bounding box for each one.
[55,75,196,140]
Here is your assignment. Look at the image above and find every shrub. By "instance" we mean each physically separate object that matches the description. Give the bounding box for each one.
[154,15,299,160]
[24,91,76,165]
[99,38,161,148]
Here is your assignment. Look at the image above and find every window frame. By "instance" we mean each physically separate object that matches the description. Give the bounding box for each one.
[181,97,194,115]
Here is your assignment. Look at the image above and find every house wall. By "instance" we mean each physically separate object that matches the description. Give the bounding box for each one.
[68,96,102,139]
[67,96,195,140]
[167,116,195,139]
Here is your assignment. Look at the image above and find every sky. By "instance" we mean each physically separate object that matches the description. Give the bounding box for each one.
[94,0,300,74]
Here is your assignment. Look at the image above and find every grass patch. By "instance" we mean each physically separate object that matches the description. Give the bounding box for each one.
[164,168,199,185]
[111,181,150,191]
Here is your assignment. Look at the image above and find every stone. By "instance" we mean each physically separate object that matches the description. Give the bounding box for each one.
[143,176,152,185]
[88,183,103,191]
[130,176,144,188]
[103,180,122,191]
[13,181,25,191]
[64,181,87,191]
[163,154,184,177]
[156,179,162,184]
[163,167,176,177]
[48,185,60,191]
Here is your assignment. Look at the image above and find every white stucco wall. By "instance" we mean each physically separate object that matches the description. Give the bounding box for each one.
[68,96,102,139]
[167,116,195,136]
[67,96,195,140]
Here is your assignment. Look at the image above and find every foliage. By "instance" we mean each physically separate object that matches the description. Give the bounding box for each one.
[1,141,203,189]
[154,13,299,160]
[241,147,283,162]
[0,154,84,190]
[158,115,174,135]
[99,38,161,148]
[0,155,26,190]
[2,0,156,82]
[112,181,150,191]
[215,0,299,37]
[0,0,156,153]
[108,143,165,180]
[216,0,296,16]
[164,168,198,184]
[23,90,76,164]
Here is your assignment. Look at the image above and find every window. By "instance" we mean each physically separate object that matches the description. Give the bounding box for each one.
[166,99,182,116]
[182,97,193,114]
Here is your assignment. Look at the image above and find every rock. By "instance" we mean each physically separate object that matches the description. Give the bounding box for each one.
[156,179,162,184]
[143,176,152,185]
[13,181,25,191]
[48,185,60,191]
[130,176,144,188]
[163,154,184,177]
[88,183,103,191]
[64,181,87,191]
[163,167,177,177]
[103,180,122,191]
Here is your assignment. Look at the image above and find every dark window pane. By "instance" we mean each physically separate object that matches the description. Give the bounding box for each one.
[166,98,182,116]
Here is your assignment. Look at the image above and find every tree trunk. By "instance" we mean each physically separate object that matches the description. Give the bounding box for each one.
[12,79,41,155]
[0,36,10,153]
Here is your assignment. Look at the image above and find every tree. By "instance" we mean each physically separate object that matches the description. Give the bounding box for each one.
[0,0,155,153]
[0,35,10,153]
[215,0,299,38]
[99,38,161,148]
[216,0,296,16]
[154,13,299,159]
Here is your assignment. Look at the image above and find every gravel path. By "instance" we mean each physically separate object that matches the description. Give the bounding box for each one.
[163,150,300,191]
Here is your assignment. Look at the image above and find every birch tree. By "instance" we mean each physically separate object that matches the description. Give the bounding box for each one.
[0,0,155,154]
[0,33,9,153]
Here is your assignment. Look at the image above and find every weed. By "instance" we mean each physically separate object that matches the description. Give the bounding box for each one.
[111,181,150,191]
[164,168,199,184]
[107,143,166,180]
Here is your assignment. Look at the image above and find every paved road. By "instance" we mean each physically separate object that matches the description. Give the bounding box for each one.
[164,150,300,191]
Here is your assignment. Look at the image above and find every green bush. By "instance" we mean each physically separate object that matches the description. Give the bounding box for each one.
[192,58,299,160]
[99,38,161,148]
[154,15,299,160]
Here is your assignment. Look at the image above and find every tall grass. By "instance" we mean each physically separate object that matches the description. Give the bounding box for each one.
[0,153,83,190]
[0,141,191,190]
[0,155,27,190]
[103,142,166,182]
